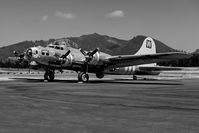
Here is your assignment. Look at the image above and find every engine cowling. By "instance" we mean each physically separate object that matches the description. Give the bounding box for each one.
[62,53,73,66]
[88,51,100,65]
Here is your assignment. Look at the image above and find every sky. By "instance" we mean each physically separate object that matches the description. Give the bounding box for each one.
[0,0,199,52]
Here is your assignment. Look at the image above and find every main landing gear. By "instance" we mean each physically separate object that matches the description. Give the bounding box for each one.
[77,72,104,82]
[78,72,89,82]
[44,69,55,81]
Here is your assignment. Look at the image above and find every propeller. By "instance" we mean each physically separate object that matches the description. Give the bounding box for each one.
[13,51,25,63]
[13,51,19,57]
[59,50,71,73]
[80,48,99,62]
[79,48,99,73]
[60,50,71,59]
[87,48,99,57]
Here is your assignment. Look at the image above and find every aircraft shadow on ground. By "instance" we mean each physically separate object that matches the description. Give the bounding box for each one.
[10,78,183,85]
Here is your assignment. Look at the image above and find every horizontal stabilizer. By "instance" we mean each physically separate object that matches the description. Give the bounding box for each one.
[107,52,192,68]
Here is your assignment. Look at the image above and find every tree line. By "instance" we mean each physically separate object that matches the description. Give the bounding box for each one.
[0,59,29,68]
[158,54,199,67]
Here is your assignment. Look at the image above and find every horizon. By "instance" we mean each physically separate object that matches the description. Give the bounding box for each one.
[0,0,199,52]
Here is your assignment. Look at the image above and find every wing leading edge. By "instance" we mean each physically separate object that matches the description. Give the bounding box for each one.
[106,52,191,68]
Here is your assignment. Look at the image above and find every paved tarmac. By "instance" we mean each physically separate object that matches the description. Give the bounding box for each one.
[0,74,199,133]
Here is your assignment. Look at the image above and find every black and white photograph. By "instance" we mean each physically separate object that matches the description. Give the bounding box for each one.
[0,0,199,132]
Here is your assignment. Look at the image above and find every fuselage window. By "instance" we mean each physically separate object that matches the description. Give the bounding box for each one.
[55,46,60,50]
[48,46,54,48]
[35,50,38,54]
[61,47,64,50]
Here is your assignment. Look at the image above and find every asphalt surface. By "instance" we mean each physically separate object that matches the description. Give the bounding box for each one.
[0,74,199,133]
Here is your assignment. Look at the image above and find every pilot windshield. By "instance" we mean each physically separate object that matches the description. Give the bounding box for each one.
[48,38,79,49]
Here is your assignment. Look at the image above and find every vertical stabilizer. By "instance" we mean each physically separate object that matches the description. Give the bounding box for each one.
[135,37,156,67]
[135,37,156,55]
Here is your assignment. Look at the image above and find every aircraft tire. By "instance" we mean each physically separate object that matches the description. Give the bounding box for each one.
[49,72,55,81]
[44,70,55,81]
[78,72,89,82]
[44,72,49,80]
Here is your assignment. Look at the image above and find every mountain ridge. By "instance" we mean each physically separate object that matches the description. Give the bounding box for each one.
[193,49,199,55]
[0,33,177,60]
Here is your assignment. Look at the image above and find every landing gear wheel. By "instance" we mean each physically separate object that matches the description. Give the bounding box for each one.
[44,70,55,82]
[133,75,137,80]
[78,72,89,82]
[49,72,55,81]
[44,72,49,80]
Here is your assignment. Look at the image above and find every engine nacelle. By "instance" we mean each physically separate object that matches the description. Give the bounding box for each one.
[62,53,73,66]
[88,51,100,65]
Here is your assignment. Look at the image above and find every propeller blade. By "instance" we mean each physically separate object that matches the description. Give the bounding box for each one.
[13,51,19,57]
[88,48,99,57]
[61,50,71,59]
[80,48,87,56]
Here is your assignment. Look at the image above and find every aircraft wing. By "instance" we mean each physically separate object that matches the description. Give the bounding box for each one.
[106,52,191,68]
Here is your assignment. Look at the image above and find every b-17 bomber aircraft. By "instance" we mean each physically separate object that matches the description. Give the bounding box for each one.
[12,37,191,82]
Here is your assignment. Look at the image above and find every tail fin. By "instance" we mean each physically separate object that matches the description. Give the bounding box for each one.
[135,37,156,55]
[135,37,156,67]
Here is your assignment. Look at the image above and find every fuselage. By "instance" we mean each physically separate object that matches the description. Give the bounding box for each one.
[26,43,141,75]
[25,37,162,77]
[10,37,190,82]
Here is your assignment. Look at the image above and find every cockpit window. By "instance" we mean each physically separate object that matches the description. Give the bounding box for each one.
[46,53,49,56]
[60,47,64,50]
[54,41,59,45]
[35,50,38,54]
[41,52,45,55]
[47,39,79,49]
